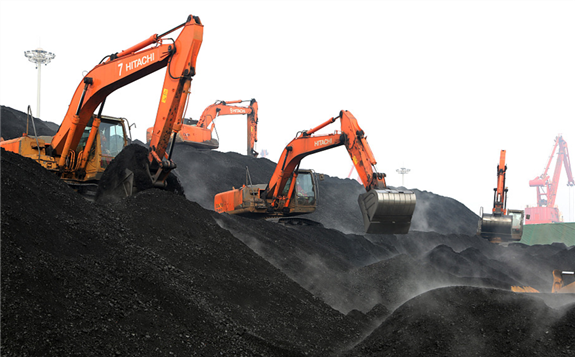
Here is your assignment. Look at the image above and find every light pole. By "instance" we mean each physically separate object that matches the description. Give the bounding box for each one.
[396,167,410,187]
[24,48,55,118]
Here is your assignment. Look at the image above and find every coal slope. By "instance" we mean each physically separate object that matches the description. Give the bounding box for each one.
[2,113,575,356]
[171,144,479,236]
[1,105,59,140]
[173,144,575,354]
[1,148,366,356]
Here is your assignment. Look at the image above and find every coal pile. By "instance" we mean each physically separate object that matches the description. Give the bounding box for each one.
[1,148,366,356]
[346,286,575,357]
[171,144,479,236]
[1,105,59,140]
[2,107,575,356]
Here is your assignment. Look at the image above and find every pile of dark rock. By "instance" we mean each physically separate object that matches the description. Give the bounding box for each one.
[2,106,574,356]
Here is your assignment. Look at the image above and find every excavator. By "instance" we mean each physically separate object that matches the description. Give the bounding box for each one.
[511,270,575,294]
[214,110,417,234]
[477,150,525,243]
[1,15,204,197]
[145,99,259,157]
[551,270,575,293]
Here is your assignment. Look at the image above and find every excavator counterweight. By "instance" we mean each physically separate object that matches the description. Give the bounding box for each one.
[214,110,416,234]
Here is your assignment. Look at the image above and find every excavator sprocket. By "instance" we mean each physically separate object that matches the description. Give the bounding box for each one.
[358,189,416,234]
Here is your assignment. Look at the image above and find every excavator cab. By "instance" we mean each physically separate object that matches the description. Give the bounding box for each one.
[73,115,130,173]
[282,169,318,213]
[214,169,318,217]
[508,209,525,241]
[94,116,130,169]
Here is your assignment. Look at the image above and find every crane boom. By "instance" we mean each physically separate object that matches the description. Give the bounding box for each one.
[526,135,574,224]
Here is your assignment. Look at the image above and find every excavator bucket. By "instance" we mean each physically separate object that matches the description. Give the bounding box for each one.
[478,209,524,243]
[358,189,416,234]
[478,213,514,243]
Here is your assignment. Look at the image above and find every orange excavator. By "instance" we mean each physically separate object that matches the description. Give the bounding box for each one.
[511,270,575,294]
[214,110,417,234]
[1,15,204,196]
[477,150,525,243]
[551,270,575,293]
[146,99,259,157]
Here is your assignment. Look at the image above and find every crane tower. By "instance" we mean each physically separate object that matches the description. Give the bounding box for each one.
[526,134,574,224]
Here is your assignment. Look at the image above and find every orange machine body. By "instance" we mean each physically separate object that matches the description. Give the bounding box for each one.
[147,99,259,157]
[1,15,204,188]
[478,150,525,243]
[214,110,416,234]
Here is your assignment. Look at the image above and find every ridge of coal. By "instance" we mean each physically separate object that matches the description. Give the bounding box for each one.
[2,106,574,356]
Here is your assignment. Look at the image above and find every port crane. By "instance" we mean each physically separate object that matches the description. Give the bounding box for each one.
[526,134,574,224]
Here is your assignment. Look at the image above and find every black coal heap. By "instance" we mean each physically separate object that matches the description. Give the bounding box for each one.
[2,106,574,356]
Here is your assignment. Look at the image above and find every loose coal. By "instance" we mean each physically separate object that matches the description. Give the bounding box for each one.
[2,106,574,356]
[0,105,59,140]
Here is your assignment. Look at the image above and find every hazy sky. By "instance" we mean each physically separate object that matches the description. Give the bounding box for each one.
[1,0,574,221]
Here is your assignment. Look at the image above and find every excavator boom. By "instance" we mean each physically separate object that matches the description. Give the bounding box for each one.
[214,110,416,234]
[146,99,259,157]
[1,15,203,195]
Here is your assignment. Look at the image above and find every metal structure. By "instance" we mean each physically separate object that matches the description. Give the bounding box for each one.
[526,134,574,224]
[24,48,55,118]
[477,150,525,243]
[396,167,410,187]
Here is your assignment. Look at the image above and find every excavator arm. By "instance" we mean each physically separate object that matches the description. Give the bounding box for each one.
[478,150,525,243]
[214,110,416,234]
[0,15,203,196]
[493,150,508,215]
[152,98,259,157]
[194,99,259,157]
[50,15,203,184]
[265,111,385,206]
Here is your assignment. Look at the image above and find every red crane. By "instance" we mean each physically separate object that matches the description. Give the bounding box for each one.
[526,134,574,224]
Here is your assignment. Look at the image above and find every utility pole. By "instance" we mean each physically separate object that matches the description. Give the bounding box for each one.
[24,48,55,118]
[396,167,410,187]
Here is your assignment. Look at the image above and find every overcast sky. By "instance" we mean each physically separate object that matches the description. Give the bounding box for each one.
[1,0,574,221]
